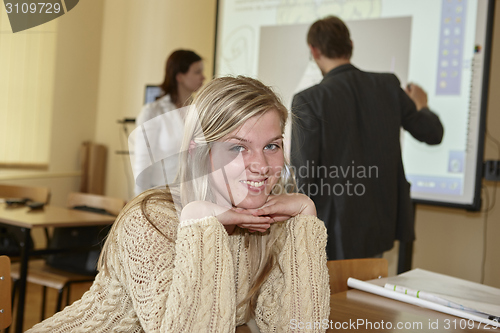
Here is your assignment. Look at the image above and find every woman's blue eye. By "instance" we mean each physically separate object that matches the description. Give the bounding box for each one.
[230,145,245,152]
[265,143,281,151]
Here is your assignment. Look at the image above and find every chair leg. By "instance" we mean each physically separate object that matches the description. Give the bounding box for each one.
[56,287,64,313]
[66,284,71,307]
[11,279,18,313]
[41,286,47,321]
[7,279,19,333]
[43,227,51,245]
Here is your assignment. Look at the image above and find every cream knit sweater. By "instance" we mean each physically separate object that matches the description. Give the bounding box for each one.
[27,200,330,332]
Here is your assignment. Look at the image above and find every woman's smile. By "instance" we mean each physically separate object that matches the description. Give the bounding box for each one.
[210,109,284,209]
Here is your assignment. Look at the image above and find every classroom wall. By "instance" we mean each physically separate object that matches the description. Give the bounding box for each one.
[0,0,104,206]
[0,0,216,206]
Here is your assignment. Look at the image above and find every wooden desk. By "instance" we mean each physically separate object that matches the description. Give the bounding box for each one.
[0,204,116,228]
[0,204,115,333]
[329,289,490,332]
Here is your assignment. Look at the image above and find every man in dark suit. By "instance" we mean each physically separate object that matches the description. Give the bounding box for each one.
[291,16,444,260]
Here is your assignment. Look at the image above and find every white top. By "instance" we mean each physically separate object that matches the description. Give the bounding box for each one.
[132,95,185,195]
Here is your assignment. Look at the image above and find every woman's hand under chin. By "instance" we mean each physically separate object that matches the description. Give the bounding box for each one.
[248,193,317,222]
[180,201,274,234]
[179,194,316,234]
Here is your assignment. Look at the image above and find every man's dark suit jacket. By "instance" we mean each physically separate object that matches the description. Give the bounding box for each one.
[291,64,444,260]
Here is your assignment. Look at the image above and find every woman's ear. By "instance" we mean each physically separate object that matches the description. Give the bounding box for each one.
[176,72,185,84]
[188,140,196,155]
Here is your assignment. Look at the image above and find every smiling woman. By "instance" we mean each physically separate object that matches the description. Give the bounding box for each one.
[208,110,285,210]
[27,76,330,333]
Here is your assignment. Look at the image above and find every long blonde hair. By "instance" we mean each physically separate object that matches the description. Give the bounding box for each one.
[179,76,296,318]
[100,76,297,320]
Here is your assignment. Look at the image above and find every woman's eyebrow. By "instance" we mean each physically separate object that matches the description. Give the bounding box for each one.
[265,135,284,143]
[225,135,283,143]
[225,136,249,143]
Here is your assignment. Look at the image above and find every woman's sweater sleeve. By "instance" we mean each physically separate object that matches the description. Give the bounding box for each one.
[116,207,236,332]
[255,215,330,332]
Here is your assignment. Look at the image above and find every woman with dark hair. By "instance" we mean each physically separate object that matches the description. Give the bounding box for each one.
[158,50,204,107]
[134,49,205,195]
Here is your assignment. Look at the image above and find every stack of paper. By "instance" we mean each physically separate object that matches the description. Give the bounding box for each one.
[347,269,500,328]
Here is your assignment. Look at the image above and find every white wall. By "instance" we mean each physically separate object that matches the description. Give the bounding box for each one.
[0,0,105,207]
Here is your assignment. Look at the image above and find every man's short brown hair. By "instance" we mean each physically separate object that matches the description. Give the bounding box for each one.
[307,16,353,59]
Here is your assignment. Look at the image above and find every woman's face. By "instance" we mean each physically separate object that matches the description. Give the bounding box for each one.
[210,109,284,209]
[177,60,205,93]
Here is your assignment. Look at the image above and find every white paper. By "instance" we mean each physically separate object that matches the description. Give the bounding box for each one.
[384,269,500,317]
[347,278,500,328]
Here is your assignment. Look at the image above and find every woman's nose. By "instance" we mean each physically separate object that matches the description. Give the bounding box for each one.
[247,152,269,174]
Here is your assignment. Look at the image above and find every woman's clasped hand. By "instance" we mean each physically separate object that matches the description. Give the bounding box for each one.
[181,193,317,233]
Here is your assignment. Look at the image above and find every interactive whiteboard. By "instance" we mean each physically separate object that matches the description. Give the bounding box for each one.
[215,0,495,210]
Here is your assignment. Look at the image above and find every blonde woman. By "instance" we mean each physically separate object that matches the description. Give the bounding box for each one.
[28,76,330,332]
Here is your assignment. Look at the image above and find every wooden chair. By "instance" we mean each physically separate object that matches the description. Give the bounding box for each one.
[80,142,108,195]
[327,258,388,295]
[10,193,125,321]
[0,256,12,330]
[0,184,50,204]
[66,192,124,216]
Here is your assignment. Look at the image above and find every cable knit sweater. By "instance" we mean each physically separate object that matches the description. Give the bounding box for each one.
[27,199,330,332]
